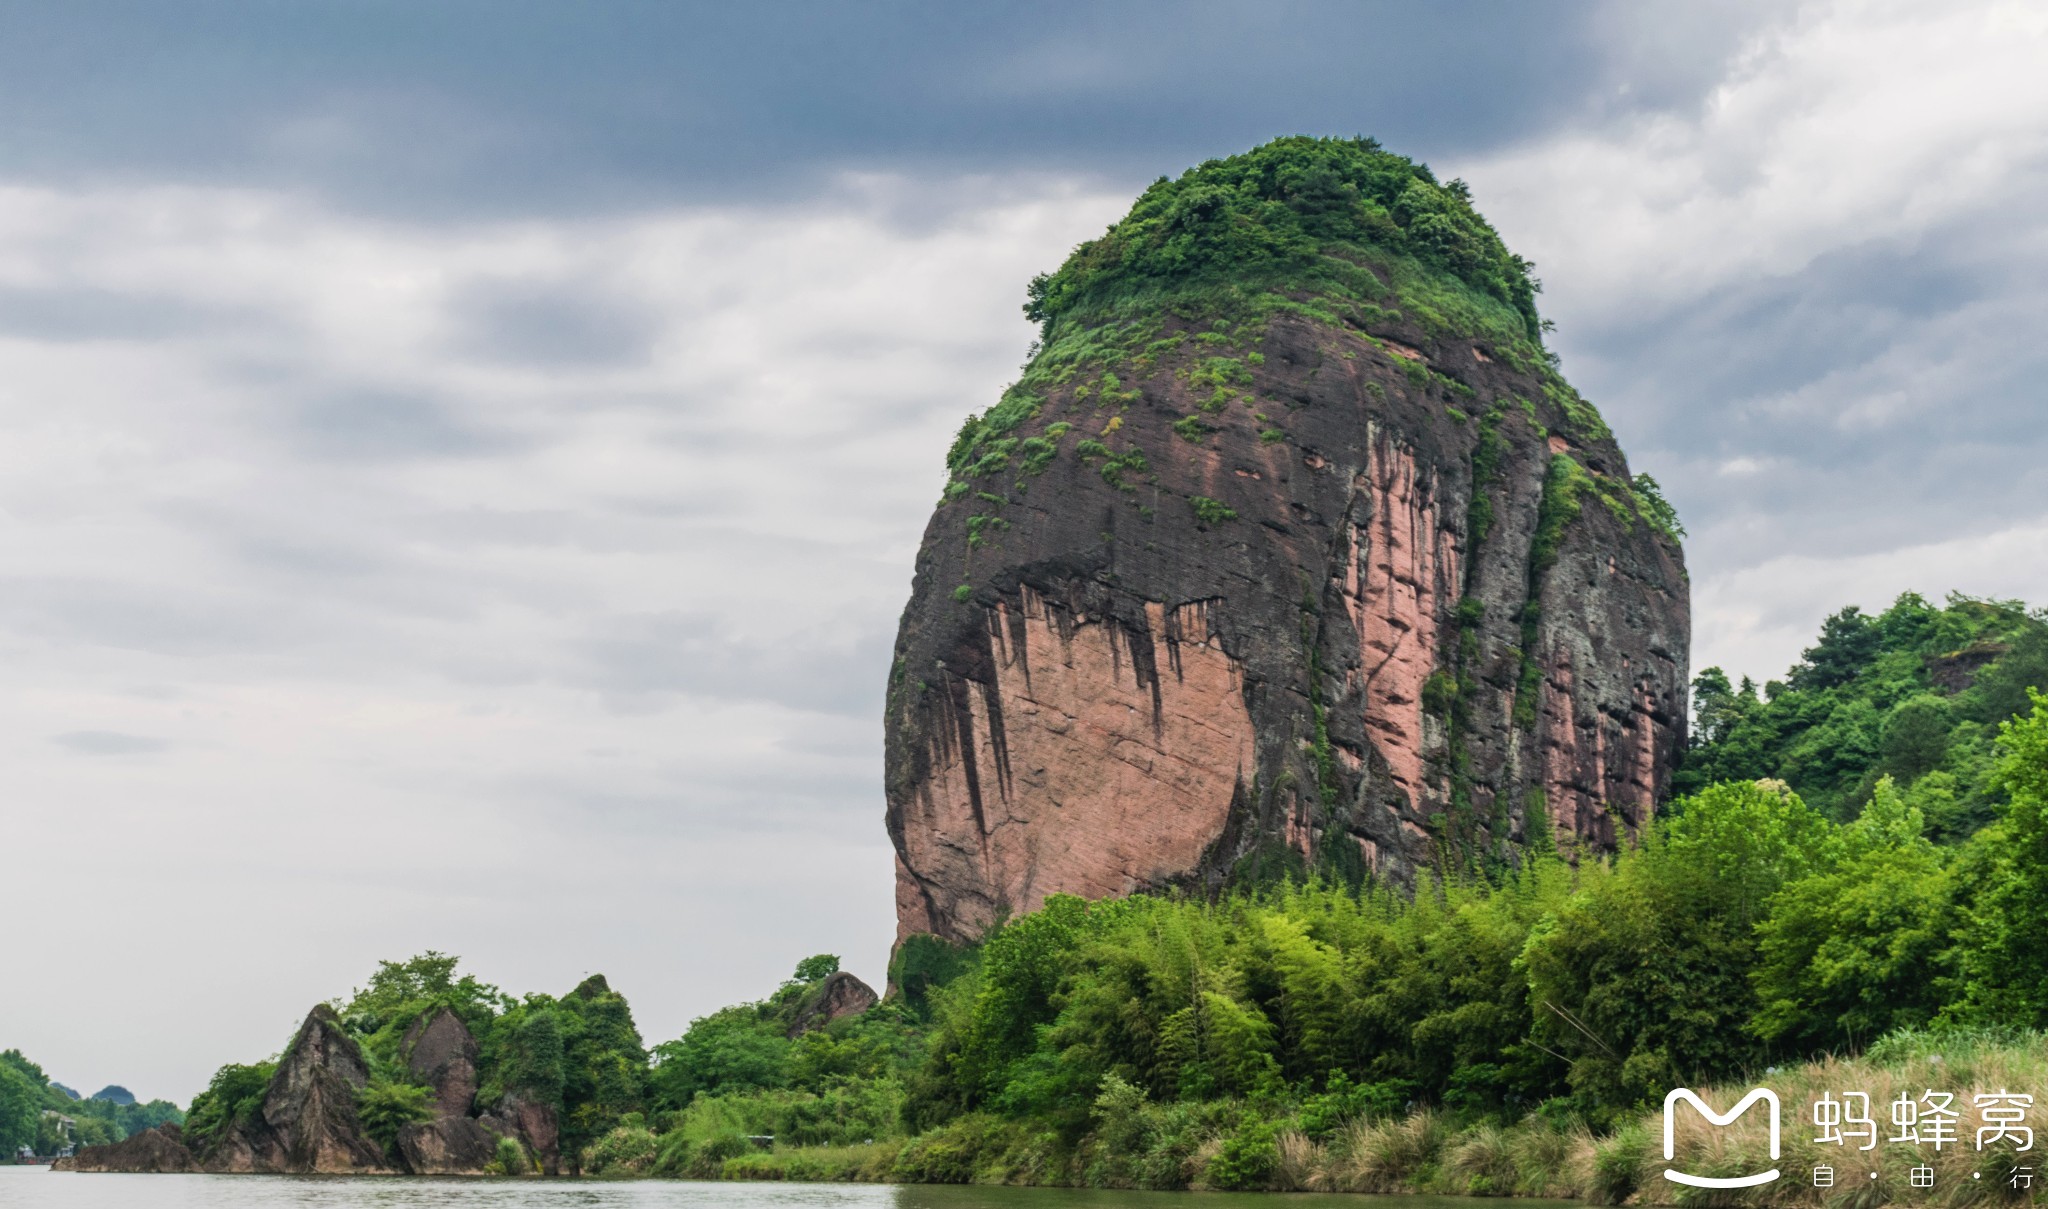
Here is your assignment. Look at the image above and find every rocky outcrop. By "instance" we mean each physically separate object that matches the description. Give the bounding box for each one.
[403,1007,479,1119]
[887,139,1689,945]
[64,1002,565,1179]
[215,1004,391,1173]
[786,971,880,1037]
[65,1005,394,1175]
[388,1006,507,1174]
[56,1124,196,1172]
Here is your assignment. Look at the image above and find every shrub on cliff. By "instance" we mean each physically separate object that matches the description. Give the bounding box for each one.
[180,1060,274,1153]
[338,950,507,1051]
[354,1078,433,1152]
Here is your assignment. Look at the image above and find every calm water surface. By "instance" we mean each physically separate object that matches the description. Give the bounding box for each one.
[0,1168,1573,1209]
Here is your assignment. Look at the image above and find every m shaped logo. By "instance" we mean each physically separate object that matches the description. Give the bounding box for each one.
[1663,1087,1783,1189]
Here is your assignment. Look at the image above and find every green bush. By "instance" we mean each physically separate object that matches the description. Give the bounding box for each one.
[1204,1116,1279,1190]
[654,1126,755,1178]
[581,1116,657,1176]
[181,1061,276,1152]
[486,1134,532,1176]
[892,1114,999,1184]
[355,1078,434,1151]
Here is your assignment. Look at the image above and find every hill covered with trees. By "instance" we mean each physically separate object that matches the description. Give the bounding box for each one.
[1680,592,2046,832]
[0,1049,180,1158]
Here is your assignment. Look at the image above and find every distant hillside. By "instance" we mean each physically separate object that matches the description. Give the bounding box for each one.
[0,1049,181,1157]
[1678,593,2048,831]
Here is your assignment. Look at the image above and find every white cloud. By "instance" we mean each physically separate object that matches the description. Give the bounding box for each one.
[1470,0,2048,319]
[1695,518,2048,682]
[0,174,1126,1099]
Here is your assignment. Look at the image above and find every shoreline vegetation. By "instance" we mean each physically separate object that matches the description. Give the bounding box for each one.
[46,593,2048,1203]
[629,1026,2048,1206]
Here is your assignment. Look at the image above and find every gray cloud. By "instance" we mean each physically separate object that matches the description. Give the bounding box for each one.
[1565,220,2048,565]
[53,730,167,755]
[571,611,890,718]
[0,286,241,342]
[0,1,1778,217]
[447,276,658,366]
[285,388,520,461]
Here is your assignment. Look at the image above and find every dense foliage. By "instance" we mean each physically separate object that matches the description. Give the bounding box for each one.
[0,1048,181,1157]
[1679,593,2048,826]
[1024,135,1543,341]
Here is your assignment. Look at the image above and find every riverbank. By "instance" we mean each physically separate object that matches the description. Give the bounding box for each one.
[643,1028,2046,1207]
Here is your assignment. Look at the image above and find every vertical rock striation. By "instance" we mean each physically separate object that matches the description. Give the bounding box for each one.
[886,137,1688,946]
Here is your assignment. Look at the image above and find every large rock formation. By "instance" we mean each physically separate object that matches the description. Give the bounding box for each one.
[205,1004,393,1173]
[402,1006,480,1119]
[394,1006,500,1174]
[887,137,1689,945]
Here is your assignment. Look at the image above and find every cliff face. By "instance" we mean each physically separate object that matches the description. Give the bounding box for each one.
[886,137,1688,946]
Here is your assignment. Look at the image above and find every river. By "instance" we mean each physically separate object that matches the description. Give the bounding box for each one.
[0,1169,1574,1209]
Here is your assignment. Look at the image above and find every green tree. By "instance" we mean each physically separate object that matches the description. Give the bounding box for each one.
[1678,594,2045,821]
[0,1060,41,1155]
[483,998,566,1107]
[1750,778,1956,1053]
[1881,694,1953,781]
[647,1005,791,1110]
[1964,625,2048,726]
[339,951,506,1042]
[556,975,648,1168]
[1791,606,1882,691]
[1661,780,1832,927]
[1523,783,1827,1117]
[1951,691,2048,1024]
[790,954,840,984]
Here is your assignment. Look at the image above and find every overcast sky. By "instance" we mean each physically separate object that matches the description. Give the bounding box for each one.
[3,0,2045,1102]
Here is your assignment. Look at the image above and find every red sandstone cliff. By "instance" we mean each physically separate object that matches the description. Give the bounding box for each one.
[886,141,1688,946]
